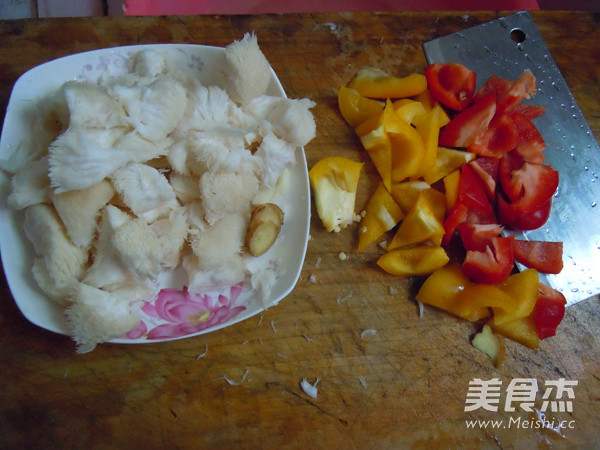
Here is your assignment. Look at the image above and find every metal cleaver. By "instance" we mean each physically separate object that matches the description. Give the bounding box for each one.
[423,11,600,306]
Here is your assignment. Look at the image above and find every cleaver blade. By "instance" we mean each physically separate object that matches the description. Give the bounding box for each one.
[423,11,600,306]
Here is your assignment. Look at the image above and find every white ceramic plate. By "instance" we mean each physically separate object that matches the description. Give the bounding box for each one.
[0,44,310,343]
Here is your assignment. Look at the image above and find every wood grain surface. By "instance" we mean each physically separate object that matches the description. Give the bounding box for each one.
[0,11,599,448]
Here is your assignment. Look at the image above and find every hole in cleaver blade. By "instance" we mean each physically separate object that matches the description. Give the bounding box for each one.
[423,11,600,306]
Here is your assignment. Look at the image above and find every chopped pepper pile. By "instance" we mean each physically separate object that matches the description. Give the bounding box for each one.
[310,63,568,359]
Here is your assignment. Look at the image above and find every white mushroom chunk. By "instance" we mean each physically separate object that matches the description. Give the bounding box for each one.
[83,205,134,290]
[114,131,172,164]
[110,163,179,223]
[7,156,51,210]
[111,216,163,278]
[243,256,279,308]
[51,179,115,250]
[183,252,245,295]
[253,132,296,188]
[187,128,258,175]
[221,33,273,105]
[185,213,247,292]
[183,201,206,231]
[149,207,189,269]
[199,169,259,226]
[169,173,202,205]
[189,212,246,266]
[65,282,151,353]
[23,204,88,304]
[265,97,316,147]
[30,258,72,305]
[246,95,316,147]
[176,85,237,135]
[131,48,167,79]
[62,80,128,130]
[112,77,187,141]
[0,95,65,176]
[48,126,131,193]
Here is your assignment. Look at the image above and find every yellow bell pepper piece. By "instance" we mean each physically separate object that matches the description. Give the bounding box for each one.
[360,125,393,191]
[338,86,384,127]
[412,88,436,112]
[359,99,423,190]
[423,147,477,185]
[443,169,461,211]
[382,100,426,184]
[392,99,427,125]
[354,110,383,138]
[492,269,540,326]
[390,181,446,222]
[453,284,516,322]
[415,264,490,320]
[377,245,449,277]
[412,104,449,178]
[416,265,517,322]
[412,89,451,126]
[357,182,404,251]
[388,193,445,249]
[348,67,427,99]
[309,156,363,232]
[390,180,431,214]
[423,187,446,224]
[392,98,414,109]
[490,315,540,349]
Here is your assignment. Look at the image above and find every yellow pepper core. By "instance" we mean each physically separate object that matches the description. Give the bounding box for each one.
[309,156,363,233]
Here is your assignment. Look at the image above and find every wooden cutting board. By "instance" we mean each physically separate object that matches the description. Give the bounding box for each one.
[0,11,598,448]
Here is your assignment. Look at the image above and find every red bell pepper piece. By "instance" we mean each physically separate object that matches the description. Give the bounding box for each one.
[425,63,476,111]
[513,103,546,120]
[469,156,499,201]
[457,222,504,252]
[458,163,495,217]
[439,93,496,148]
[496,70,537,114]
[511,112,546,163]
[468,112,518,158]
[534,283,567,339]
[512,240,564,274]
[499,152,559,212]
[498,195,553,231]
[442,201,468,247]
[474,71,537,116]
[462,235,515,284]
[474,75,512,103]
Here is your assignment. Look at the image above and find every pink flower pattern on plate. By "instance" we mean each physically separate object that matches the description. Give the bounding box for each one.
[125,283,246,340]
